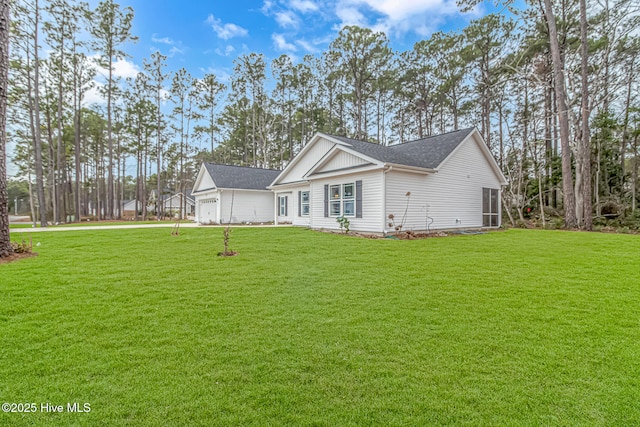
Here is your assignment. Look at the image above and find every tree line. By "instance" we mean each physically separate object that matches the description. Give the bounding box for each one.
[5,0,640,230]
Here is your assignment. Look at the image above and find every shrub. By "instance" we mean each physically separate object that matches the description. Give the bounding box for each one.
[11,238,33,254]
[336,216,350,233]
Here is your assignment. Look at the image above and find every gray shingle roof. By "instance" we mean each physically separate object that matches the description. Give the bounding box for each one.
[330,127,475,169]
[203,163,281,191]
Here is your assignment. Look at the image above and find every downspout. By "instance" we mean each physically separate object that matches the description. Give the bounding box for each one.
[216,190,222,224]
[382,165,393,233]
[274,192,278,225]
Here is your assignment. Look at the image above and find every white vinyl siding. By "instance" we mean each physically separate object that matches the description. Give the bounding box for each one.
[311,170,384,232]
[279,185,311,226]
[385,134,502,231]
[218,190,274,224]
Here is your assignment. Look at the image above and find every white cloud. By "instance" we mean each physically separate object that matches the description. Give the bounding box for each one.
[272,33,297,51]
[151,34,174,45]
[167,46,185,57]
[83,82,105,106]
[275,11,299,29]
[261,0,274,13]
[112,58,141,79]
[290,0,319,13]
[335,6,367,27]
[335,0,460,37]
[200,67,232,83]
[90,54,141,80]
[215,45,236,57]
[206,14,248,40]
[295,39,319,53]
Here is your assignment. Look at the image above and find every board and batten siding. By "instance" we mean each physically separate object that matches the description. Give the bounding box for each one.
[275,137,334,184]
[218,190,274,224]
[310,169,384,232]
[385,135,502,231]
[196,167,216,190]
[315,150,369,173]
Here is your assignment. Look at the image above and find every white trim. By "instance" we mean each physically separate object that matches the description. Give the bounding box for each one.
[268,180,308,190]
[307,163,382,180]
[300,191,310,217]
[327,182,356,218]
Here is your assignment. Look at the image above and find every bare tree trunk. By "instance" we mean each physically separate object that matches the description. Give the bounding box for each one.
[0,0,11,256]
[28,166,36,227]
[633,134,638,212]
[44,94,58,224]
[579,0,592,230]
[74,88,81,221]
[106,54,113,220]
[32,0,47,227]
[543,0,577,228]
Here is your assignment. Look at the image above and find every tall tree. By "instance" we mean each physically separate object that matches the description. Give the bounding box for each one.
[0,0,11,257]
[194,73,225,158]
[89,0,136,219]
[330,26,392,140]
[578,0,592,230]
[170,68,196,219]
[144,51,167,220]
[542,0,577,228]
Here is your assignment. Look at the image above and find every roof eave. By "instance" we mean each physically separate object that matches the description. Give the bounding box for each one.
[384,163,437,174]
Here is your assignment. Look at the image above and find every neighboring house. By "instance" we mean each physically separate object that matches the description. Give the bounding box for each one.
[269,128,506,233]
[161,191,195,218]
[122,200,142,219]
[192,163,281,224]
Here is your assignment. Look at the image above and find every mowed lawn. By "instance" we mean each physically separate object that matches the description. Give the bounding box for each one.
[1,228,639,426]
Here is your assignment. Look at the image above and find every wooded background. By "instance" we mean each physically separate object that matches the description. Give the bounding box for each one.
[6,0,640,229]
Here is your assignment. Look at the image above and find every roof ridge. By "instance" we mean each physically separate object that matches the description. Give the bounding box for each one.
[390,127,476,148]
[205,162,281,172]
[326,127,475,148]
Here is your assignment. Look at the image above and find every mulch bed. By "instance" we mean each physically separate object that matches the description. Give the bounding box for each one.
[0,252,38,265]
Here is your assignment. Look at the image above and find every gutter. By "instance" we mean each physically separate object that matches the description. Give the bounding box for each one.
[383,163,436,175]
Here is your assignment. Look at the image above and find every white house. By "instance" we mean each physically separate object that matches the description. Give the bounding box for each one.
[269,128,506,233]
[192,163,281,224]
[160,191,195,218]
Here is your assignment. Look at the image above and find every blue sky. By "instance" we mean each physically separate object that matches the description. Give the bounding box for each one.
[9,0,498,176]
[87,0,490,94]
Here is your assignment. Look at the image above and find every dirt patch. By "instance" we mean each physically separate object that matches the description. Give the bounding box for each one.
[217,251,239,257]
[0,252,38,264]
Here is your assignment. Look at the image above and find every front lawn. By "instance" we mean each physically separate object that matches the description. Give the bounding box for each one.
[1,228,638,425]
[10,220,188,229]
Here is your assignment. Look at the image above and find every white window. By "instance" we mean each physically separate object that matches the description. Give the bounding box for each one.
[329,183,355,217]
[301,191,310,216]
[278,196,288,217]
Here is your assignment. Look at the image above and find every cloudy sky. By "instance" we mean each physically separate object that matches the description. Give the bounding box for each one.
[9,0,498,176]
[87,0,491,93]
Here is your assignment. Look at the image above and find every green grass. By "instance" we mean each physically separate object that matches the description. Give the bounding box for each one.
[10,220,187,229]
[1,228,639,426]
